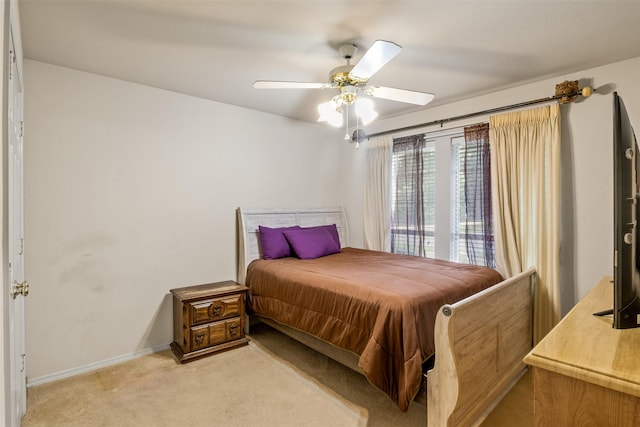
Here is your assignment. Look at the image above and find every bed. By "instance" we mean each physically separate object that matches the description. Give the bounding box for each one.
[237,207,535,426]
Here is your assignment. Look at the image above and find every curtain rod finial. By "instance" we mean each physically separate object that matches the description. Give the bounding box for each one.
[581,86,593,98]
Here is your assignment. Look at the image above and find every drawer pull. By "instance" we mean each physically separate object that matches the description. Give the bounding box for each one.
[229,324,239,336]
[195,331,205,345]
[210,304,223,317]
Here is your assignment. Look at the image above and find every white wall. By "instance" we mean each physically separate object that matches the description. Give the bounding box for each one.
[341,56,640,314]
[23,60,340,381]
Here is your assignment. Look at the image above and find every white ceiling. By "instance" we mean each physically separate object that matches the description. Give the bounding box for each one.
[18,0,640,124]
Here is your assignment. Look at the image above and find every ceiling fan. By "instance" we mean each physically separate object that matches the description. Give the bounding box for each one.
[253,40,435,127]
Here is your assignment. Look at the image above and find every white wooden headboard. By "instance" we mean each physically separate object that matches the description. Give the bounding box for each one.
[236,207,349,284]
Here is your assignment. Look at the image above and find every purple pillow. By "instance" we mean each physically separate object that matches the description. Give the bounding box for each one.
[258,225,300,259]
[283,227,341,260]
[302,224,341,248]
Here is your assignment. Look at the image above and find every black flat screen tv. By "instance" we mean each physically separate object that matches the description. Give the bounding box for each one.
[606,92,640,328]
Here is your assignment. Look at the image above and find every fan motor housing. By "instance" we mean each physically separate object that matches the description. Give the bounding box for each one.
[329,65,367,87]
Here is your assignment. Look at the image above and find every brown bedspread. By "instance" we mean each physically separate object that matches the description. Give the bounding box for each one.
[246,247,503,411]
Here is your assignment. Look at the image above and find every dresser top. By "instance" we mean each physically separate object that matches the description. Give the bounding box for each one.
[170,280,248,300]
[524,276,640,397]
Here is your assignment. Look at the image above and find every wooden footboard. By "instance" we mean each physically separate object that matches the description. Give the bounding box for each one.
[427,268,535,427]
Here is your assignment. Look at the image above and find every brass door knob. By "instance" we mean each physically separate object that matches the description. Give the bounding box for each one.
[11,280,29,299]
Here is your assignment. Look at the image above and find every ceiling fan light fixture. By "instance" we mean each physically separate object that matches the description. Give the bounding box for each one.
[317,100,343,127]
[355,98,378,125]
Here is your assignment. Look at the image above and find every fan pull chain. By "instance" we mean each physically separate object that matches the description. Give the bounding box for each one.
[344,105,350,140]
[355,107,361,149]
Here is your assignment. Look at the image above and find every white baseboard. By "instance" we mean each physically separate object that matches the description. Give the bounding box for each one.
[26,343,171,388]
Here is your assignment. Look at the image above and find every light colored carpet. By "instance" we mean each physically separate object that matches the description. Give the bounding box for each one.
[23,323,426,426]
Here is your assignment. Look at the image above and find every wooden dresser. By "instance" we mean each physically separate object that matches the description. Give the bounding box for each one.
[524,276,640,426]
[170,280,250,363]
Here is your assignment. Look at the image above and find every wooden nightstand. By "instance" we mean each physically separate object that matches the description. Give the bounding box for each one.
[170,280,250,363]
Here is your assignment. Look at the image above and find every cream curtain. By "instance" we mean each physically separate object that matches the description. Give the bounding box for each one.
[363,135,393,251]
[490,104,561,344]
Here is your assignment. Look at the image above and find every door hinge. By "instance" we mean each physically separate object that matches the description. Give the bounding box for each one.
[19,238,24,256]
[20,354,25,373]
[8,49,14,80]
[19,121,24,139]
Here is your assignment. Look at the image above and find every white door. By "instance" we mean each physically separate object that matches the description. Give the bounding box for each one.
[7,23,27,427]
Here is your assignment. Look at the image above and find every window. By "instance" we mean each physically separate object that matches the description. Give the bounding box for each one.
[390,127,494,267]
[390,138,435,257]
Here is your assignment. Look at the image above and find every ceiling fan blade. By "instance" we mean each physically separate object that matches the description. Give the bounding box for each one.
[349,40,402,80]
[253,81,331,89]
[368,86,435,105]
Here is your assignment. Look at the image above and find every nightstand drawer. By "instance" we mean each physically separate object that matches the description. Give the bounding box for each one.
[191,325,210,350]
[189,294,244,326]
[190,318,245,351]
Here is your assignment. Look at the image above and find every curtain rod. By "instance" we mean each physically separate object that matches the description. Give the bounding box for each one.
[365,84,594,140]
